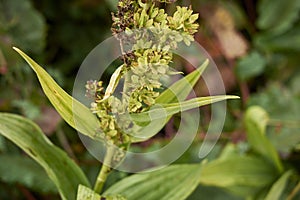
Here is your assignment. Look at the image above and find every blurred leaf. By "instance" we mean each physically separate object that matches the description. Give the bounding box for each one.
[235,51,266,80]
[248,85,300,153]
[12,100,40,120]
[0,0,46,53]
[77,185,101,200]
[257,0,300,34]
[199,156,278,197]
[132,60,208,142]
[0,113,90,200]
[188,185,242,200]
[255,23,300,52]
[265,170,293,200]
[13,48,100,140]
[0,135,5,152]
[104,164,202,200]
[0,155,56,193]
[245,106,283,172]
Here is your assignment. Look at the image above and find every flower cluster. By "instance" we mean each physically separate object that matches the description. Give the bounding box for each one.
[87,0,199,146]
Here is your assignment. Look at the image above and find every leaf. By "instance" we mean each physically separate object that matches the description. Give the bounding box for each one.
[0,155,56,193]
[77,185,101,200]
[257,0,300,34]
[254,23,300,52]
[156,59,209,104]
[131,60,208,142]
[0,0,46,53]
[0,113,90,200]
[244,106,283,172]
[248,85,300,153]
[188,185,242,200]
[130,95,240,123]
[199,156,278,197]
[104,164,202,200]
[265,170,293,200]
[235,51,266,80]
[13,47,99,140]
[77,185,126,200]
[102,64,124,101]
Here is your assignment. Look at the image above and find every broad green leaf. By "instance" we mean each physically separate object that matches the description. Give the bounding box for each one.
[248,85,300,153]
[104,164,202,200]
[188,185,242,200]
[131,95,240,123]
[131,60,208,142]
[245,106,283,172]
[200,156,278,197]
[77,185,101,200]
[257,0,300,34]
[255,24,300,52]
[13,48,99,140]
[265,170,293,200]
[235,51,266,80]
[0,113,90,200]
[0,155,56,193]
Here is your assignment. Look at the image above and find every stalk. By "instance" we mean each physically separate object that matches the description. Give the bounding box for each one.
[93,145,114,194]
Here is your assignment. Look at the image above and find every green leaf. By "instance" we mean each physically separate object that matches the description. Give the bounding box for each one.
[255,23,300,52]
[200,156,278,197]
[77,185,126,200]
[0,113,90,200]
[131,60,208,142]
[0,155,56,193]
[244,106,283,172]
[235,51,266,80]
[131,95,240,123]
[257,0,300,34]
[13,47,99,140]
[104,164,202,200]
[265,170,293,200]
[156,59,209,104]
[188,185,242,200]
[0,0,46,53]
[77,185,101,200]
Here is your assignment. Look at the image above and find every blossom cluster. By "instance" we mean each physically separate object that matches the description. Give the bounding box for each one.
[86,0,199,148]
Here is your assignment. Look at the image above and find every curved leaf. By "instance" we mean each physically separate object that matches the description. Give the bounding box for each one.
[131,95,239,123]
[104,164,202,200]
[200,156,278,197]
[245,106,283,172]
[13,47,99,140]
[265,170,293,200]
[132,60,209,142]
[0,113,90,200]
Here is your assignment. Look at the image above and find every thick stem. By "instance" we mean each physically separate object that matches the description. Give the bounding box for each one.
[93,146,114,194]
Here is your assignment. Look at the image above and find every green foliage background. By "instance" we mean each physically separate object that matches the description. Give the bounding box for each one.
[0,0,299,199]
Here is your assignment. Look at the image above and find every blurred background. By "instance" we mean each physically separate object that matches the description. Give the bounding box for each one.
[0,0,299,199]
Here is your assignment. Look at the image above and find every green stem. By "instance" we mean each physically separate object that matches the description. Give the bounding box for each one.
[93,146,114,194]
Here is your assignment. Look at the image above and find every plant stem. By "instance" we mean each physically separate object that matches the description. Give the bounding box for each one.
[93,146,114,194]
